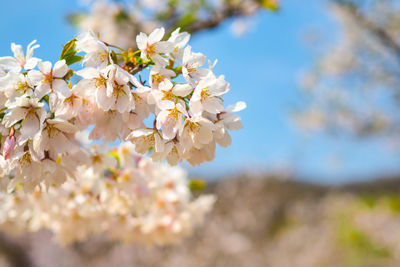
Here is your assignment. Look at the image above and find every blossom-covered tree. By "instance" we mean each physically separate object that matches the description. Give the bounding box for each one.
[296,0,400,146]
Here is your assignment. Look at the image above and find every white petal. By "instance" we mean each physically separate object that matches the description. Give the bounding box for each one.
[136,32,148,50]
[50,132,71,155]
[3,108,26,127]
[24,58,40,70]
[154,132,165,153]
[227,101,246,113]
[189,100,203,117]
[204,97,224,114]
[0,57,20,72]
[38,61,52,74]
[155,41,173,54]
[52,79,71,98]
[148,28,165,43]
[49,119,78,133]
[96,87,114,111]
[76,67,100,79]
[172,84,192,97]
[27,69,45,86]
[34,83,51,99]
[21,113,41,140]
[115,94,131,113]
[53,60,68,78]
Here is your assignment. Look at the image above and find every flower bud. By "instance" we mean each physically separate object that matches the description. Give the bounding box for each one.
[3,135,16,160]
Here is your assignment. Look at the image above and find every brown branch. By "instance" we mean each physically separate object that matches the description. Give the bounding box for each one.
[183,3,263,34]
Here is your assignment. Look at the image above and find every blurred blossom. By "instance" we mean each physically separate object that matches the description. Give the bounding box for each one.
[296,1,400,143]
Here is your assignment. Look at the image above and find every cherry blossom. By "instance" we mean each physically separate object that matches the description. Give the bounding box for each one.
[0,40,40,72]
[28,60,70,99]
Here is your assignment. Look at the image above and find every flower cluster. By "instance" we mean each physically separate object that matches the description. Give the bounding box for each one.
[0,143,215,245]
[0,27,244,191]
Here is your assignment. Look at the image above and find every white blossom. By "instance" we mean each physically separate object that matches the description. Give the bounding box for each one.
[0,40,40,72]
[28,60,70,99]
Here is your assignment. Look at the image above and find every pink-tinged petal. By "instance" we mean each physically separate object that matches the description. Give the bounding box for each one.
[42,158,57,174]
[73,79,96,97]
[198,127,213,145]
[154,132,165,152]
[96,87,114,111]
[50,132,71,155]
[34,83,51,99]
[52,79,71,98]
[20,113,41,140]
[148,28,165,43]
[77,100,94,125]
[27,69,45,86]
[115,94,131,113]
[48,119,78,133]
[38,61,52,74]
[53,60,68,78]
[216,131,232,147]
[122,112,142,129]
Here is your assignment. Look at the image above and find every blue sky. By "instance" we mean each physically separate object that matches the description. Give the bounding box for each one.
[1,0,399,183]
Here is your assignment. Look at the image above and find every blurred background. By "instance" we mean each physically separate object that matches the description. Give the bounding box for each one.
[2,0,400,266]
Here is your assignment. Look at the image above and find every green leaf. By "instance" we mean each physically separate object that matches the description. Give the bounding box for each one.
[114,10,130,23]
[66,55,83,66]
[66,13,85,26]
[189,179,206,191]
[261,0,279,11]
[110,50,119,64]
[178,13,196,31]
[60,39,83,66]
